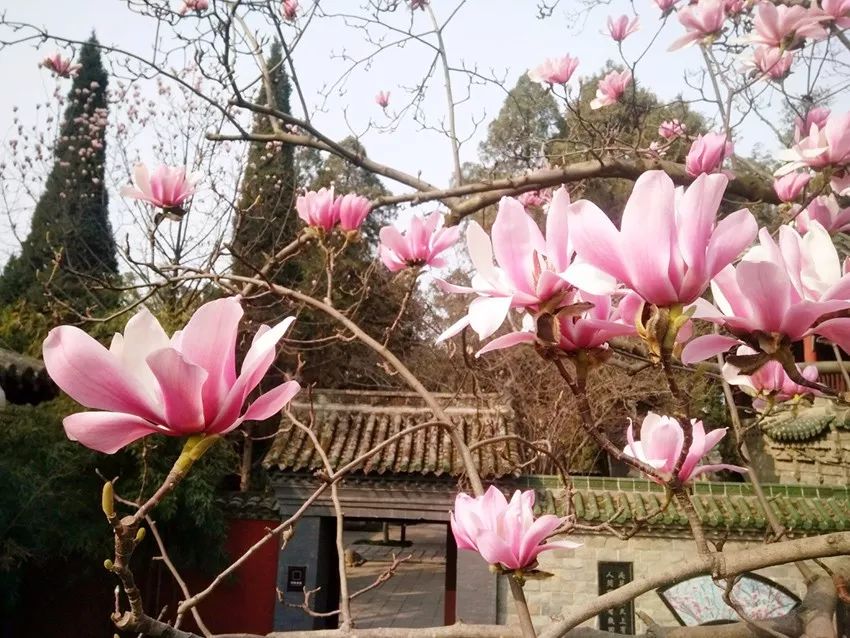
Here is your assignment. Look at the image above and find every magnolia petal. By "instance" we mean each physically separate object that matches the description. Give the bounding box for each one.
[235,380,301,429]
[681,334,740,364]
[179,297,243,419]
[468,296,513,340]
[63,411,160,454]
[146,348,208,434]
[43,326,162,422]
[476,332,536,357]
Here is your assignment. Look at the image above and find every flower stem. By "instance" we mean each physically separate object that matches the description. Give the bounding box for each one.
[508,574,537,638]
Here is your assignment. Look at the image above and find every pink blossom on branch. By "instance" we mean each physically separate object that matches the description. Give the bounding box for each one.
[335,193,372,232]
[607,15,640,42]
[750,46,795,81]
[476,292,636,357]
[528,55,579,85]
[409,0,429,9]
[794,106,831,142]
[654,0,679,14]
[669,0,727,50]
[566,171,757,308]
[121,164,201,216]
[794,195,850,234]
[281,0,298,21]
[42,297,301,454]
[436,188,615,342]
[773,172,811,203]
[820,0,850,28]
[451,486,580,571]
[658,119,687,140]
[722,346,821,410]
[778,110,850,175]
[375,90,390,108]
[685,132,734,177]
[590,70,631,109]
[40,53,81,78]
[750,2,828,49]
[379,211,460,272]
[516,189,553,209]
[296,186,337,231]
[680,223,850,364]
[623,413,746,483]
[178,0,209,15]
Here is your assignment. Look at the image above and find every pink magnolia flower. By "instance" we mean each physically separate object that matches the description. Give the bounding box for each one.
[590,70,631,109]
[751,46,794,81]
[778,111,850,175]
[42,297,301,454]
[40,53,80,78]
[669,0,726,50]
[658,119,687,140]
[773,172,810,203]
[528,55,580,85]
[685,132,733,177]
[607,15,640,42]
[281,0,298,20]
[795,195,850,234]
[296,187,337,232]
[476,292,636,356]
[624,412,746,483]
[437,188,615,342]
[451,486,580,571]
[379,211,460,272]
[121,164,201,213]
[410,0,429,9]
[820,0,850,28]
[681,223,850,363]
[375,91,390,109]
[724,0,748,17]
[516,189,553,209]
[794,106,831,143]
[179,0,209,15]
[751,2,827,49]
[335,193,372,232]
[566,171,757,308]
[723,345,821,410]
[654,0,679,14]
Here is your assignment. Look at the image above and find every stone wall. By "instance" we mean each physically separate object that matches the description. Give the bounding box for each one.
[497,533,806,633]
[765,432,850,486]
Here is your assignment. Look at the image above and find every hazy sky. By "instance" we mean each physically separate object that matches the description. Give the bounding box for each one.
[0,0,843,263]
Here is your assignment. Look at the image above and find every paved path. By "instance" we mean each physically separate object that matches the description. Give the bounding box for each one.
[345,523,447,628]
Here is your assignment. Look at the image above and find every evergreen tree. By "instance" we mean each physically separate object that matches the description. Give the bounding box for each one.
[473,73,565,179]
[232,41,298,285]
[0,35,117,316]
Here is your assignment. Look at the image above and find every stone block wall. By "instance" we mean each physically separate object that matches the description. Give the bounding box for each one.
[497,533,806,633]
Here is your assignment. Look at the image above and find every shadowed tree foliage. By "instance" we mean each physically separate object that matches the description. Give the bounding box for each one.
[0,35,117,317]
[472,73,565,179]
[291,137,422,388]
[232,41,298,288]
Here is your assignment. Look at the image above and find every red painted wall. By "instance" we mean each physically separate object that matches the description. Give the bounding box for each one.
[180,518,281,635]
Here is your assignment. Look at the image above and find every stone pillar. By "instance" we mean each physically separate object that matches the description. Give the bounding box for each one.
[456,547,498,624]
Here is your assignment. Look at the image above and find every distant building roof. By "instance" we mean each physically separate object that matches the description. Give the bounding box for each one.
[0,348,58,406]
[760,399,850,444]
[522,476,850,536]
[263,389,523,480]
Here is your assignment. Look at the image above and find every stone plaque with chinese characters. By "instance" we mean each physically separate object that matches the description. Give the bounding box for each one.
[598,561,635,634]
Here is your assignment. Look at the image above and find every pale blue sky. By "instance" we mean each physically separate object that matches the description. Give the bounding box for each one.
[0,0,843,262]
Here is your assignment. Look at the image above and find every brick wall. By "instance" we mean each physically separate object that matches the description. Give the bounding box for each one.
[497,533,806,633]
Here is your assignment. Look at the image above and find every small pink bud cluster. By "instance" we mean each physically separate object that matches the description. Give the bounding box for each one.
[296,186,372,233]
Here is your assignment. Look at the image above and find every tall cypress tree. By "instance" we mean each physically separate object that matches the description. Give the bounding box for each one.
[231,42,299,491]
[0,35,117,315]
[232,41,298,285]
